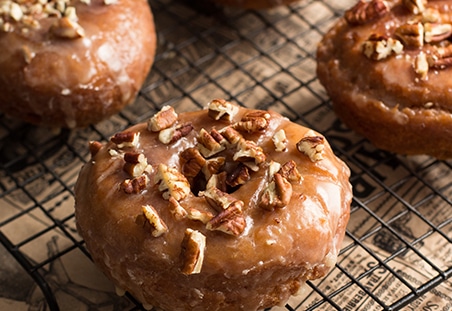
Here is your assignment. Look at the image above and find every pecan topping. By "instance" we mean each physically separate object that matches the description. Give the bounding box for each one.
[428,45,452,69]
[233,139,266,171]
[148,106,178,132]
[344,0,389,25]
[297,131,325,162]
[424,23,452,43]
[168,197,188,220]
[154,164,191,201]
[394,22,424,47]
[414,52,429,78]
[158,122,194,145]
[122,175,149,194]
[181,148,206,178]
[279,160,302,183]
[226,163,250,187]
[123,152,150,177]
[207,99,238,122]
[186,208,214,224]
[403,0,426,14]
[111,131,140,148]
[205,200,246,236]
[220,127,243,146]
[199,186,240,211]
[180,229,206,275]
[142,204,168,237]
[259,173,293,211]
[202,157,226,181]
[50,16,85,39]
[362,34,403,60]
[197,128,226,158]
[233,110,271,133]
[205,172,228,192]
[272,129,288,152]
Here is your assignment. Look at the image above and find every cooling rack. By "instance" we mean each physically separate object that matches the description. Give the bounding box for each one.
[1,0,451,310]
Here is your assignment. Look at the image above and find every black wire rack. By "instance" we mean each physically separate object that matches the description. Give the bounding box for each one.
[1,0,451,310]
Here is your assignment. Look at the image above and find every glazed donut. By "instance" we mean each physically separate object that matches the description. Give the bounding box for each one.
[74,99,352,311]
[317,0,452,159]
[209,0,299,9]
[0,0,156,128]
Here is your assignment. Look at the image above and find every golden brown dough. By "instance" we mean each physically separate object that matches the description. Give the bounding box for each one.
[317,0,452,159]
[0,0,156,128]
[75,100,352,311]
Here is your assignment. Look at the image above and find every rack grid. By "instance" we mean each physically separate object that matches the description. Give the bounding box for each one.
[0,0,451,310]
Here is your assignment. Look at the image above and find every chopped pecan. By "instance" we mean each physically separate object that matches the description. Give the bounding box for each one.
[205,172,228,192]
[394,22,424,47]
[199,186,240,211]
[142,204,168,237]
[110,131,140,148]
[414,52,429,78]
[233,110,271,133]
[181,148,206,178]
[259,173,293,211]
[89,141,103,157]
[428,45,452,68]
[154,164,191,201]
[207,99,239,122]
[122,175,149,194]
[403,0,426,14]
[233,139,266,171]
[148,106,178,132]
[168,197,188,220]
[123,152,150,177]
[180,229,206,275]
[297,131,325,162]
[226,163,250,187]
[362,34,403,60]
[206,200,246,236]
[272,129,288,152]
[50,17,85,39]
[158,122,193,145]
[220,126,243,146]
[344,0,389,25]
[424,23,452,43]
[197,128,226,158]
[202,157,226,180]
[279,160,302,183]
[186,208,214,224]
[421,8,440,23]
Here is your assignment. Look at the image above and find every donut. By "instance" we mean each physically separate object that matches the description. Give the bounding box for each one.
[74,99,352,311]
[208,0,299,9]
[317,0,452,159]
[0,0,156,128]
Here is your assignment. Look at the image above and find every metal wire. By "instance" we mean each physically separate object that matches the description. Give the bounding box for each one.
[0,0,451,310]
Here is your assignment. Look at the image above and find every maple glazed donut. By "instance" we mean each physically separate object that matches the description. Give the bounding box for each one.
[0,0,156,128]
[209,0,299,9]
[317,0,452,159]
[74,99,352,311]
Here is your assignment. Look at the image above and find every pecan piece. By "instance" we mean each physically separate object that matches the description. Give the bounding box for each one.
[220,127,243,146]
[424,23,452,43]
[111,131,140,148]
[297,131,325,162]
[259,173,293,211]
[154,164,191,201]
[362,34,403,60]
[233,139,266,171]
[50,17,85,39]
[279,160,302,183]
[197,128,226,158]
[414,52,429,78]
[180,229,206,275]
[206,200,246,236]
[181,147,206,178]
[142,204,168,237]
[148,106,178,132]
[202,157,226,181]
[272,129,288,152]
[122,175,149,194]
[207,99,239,122]
[233,110,271,133]
[205,172,228,192]
[123,152,150,177]
[226,163,250,187]
[394,22,424,47]
[344,0,389,25]
[158,122,193,145]
[403,0,426,14]
[168,197,188,220]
